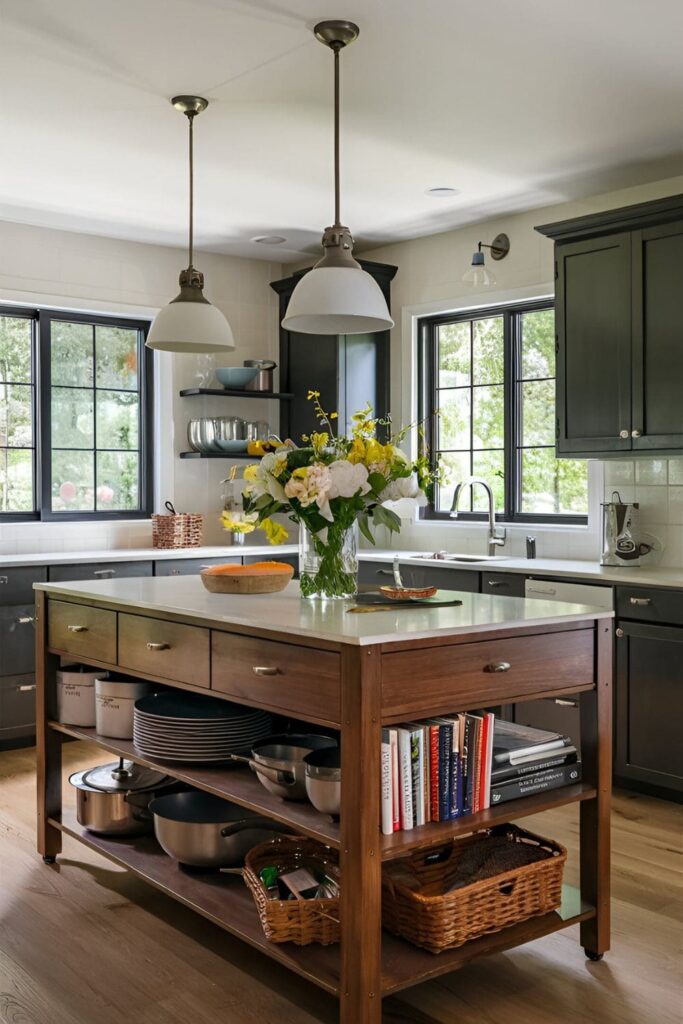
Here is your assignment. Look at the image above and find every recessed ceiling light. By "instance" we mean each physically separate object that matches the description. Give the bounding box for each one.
[252,235,287,245]
[425,187,461,198]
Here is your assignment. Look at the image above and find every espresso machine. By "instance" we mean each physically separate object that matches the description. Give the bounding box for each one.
[601,490,651,566]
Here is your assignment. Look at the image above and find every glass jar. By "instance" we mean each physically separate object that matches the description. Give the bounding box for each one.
[299,522,358,600]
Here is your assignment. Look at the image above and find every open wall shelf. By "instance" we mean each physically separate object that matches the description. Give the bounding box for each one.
[180,388,293,400]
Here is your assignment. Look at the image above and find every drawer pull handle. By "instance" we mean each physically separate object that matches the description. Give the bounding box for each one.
[146,642,170,651]
[487,580,507,588]
[15,615,35,625]
[376,569,394,576]
[629,597,651,606]
[485,661,511,673]
[554,698,578,708]
[0,576,7,585]
[67,625,88,633]
[170,569,180,576]
[93,569,116,578]
[18,684,36,693]
[253,666,280,677]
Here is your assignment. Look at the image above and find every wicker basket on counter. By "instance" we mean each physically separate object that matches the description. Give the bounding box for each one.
[244,836,340,946]
[152,502,203,549]
[382,823,566,954]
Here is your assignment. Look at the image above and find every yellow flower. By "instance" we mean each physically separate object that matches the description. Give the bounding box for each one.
[261,517,289,545]
[329,412,338,420]
[311,431,329,453]
[347,437,366,464]
[243,464,261,483]
[292,466,308,479]
[364,439,386,466]
[220,511,257,534]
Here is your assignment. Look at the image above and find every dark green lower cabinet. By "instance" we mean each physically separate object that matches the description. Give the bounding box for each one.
[615,620,683,796]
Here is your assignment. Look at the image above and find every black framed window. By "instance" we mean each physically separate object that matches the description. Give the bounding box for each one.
[0,305,152,521]
[418,300,588,523]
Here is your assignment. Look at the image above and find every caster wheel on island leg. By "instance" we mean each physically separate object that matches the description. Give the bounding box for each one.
[42,855,57,864]
[584,949,604,961]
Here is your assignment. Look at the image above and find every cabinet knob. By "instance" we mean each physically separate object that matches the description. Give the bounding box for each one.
[485,661,511,673]
[0,576,8,585]
[146,641,170,651]
[619,429,630,439]
[253,666,280,676]
[616,627,624,638]
[631,429,642,439]
[629,596,651,606]
[170,569,180,576]
[67,624,88,633]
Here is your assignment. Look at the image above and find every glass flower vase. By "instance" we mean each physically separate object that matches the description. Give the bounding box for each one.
[299,522,358,600]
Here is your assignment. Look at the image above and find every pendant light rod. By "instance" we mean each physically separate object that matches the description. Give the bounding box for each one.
[333,43,341,227]
[314,21,359,231]
[171,96,208,271]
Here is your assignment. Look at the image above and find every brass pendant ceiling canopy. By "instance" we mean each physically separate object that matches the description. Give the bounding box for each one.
[146,96,235,352]
[281,20,394,335]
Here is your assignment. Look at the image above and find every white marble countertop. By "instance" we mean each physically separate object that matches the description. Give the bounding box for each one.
[35,576,612,647]
[0,544,297,568]
[359,549,683,589]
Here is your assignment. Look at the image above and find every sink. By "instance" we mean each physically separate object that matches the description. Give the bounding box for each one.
[408,552,508,563]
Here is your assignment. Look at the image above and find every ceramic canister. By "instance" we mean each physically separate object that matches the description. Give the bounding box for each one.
[95,677,155,739]
[56,666,101,726]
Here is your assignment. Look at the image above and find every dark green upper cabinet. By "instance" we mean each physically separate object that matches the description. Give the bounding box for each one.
[271,260,397,444]
[537,194,683,458]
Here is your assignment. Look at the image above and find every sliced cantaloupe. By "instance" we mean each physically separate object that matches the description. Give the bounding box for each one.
[202,561,294,577]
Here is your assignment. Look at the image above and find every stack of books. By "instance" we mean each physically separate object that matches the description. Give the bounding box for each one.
[489,720,581,805]
[380,712,495,835]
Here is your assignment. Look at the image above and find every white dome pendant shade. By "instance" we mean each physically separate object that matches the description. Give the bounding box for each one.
[147,97,234,353]
[282,22,393,336]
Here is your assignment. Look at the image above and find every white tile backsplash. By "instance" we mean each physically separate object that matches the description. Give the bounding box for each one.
[599,459,683,567]
[635,458,668,486]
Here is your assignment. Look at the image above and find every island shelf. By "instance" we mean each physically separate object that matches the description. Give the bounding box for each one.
[35,578,613,1024]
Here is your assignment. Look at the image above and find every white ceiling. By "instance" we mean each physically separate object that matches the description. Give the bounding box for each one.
[1,0,682,263]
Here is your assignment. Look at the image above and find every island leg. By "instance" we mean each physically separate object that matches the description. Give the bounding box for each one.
[35,591,62,862]
[339,645,382,1024]
[580,621,612,959]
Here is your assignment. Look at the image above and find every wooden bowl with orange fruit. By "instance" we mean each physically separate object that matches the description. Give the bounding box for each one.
[200,561,294,595]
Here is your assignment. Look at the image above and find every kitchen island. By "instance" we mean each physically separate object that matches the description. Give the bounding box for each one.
[34,577,613,1024]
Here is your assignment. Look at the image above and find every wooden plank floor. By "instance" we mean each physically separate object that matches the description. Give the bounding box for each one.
[0,740,681,1024]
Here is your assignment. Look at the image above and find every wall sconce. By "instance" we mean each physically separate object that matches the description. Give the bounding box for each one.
[462,233,510,287]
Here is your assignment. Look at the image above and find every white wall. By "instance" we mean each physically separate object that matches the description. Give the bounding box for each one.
[0,219,281,555]
[359,174,683,565]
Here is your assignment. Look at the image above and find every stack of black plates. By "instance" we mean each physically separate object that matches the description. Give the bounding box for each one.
[133,692,273,763]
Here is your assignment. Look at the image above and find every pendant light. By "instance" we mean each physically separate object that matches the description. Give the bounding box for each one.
[146,96,235,353]
[282,22,394,336]
[462,234,510,287]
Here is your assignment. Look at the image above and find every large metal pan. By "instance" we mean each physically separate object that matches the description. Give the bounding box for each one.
[149,790,294,868]
[229,733,338,801]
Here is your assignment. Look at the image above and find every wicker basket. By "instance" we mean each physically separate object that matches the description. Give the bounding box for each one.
[152,507,203,549]
[382,824,566,954]
[244,837,340,946]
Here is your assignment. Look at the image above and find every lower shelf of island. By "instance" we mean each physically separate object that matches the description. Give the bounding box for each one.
[50,808,595,997]
[49,720,597,860]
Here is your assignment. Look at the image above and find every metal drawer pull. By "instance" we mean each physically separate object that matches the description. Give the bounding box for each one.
[253,666,280,677]
[485,661,511,673]
[0,576,7,584]
[170,569,180,576]
[93,569,115,577]
[15,615,35,625]
[629,597,651,606]
[18,684,36,693]
[376,569,394,576]
[487,580,507,588]
[67,624,88,633]
[554,698,578,708]
[146,641,170,651]
[631,429,642,439]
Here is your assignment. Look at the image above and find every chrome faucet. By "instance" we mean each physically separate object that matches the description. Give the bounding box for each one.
[449,476,506,556]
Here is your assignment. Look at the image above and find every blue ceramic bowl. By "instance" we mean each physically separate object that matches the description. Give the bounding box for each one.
[215,367,259,389]
[214,439,249,454]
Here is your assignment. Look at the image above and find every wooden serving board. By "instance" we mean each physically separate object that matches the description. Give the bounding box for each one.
[348,591,464,612]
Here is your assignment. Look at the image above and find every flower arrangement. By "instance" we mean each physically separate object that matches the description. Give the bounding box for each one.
[221,392,435,599]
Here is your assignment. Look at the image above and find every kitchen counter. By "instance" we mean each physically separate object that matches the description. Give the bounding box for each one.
[359,549,683,589]
[0,544,297,568]
[34,575,612,646]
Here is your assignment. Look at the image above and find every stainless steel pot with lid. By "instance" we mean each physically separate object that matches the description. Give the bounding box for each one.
[69,758,175,836]
[243,359,276,392]
[149,790,295,868]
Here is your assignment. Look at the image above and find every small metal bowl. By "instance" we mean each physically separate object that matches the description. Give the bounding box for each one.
[304,746,341,816]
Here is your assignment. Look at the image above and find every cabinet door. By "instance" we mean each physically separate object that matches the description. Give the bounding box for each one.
[631,221,683,450]
[0,606,36,676]
[615,620,683,793]
[555,234,632,455]
[357,560,480,592]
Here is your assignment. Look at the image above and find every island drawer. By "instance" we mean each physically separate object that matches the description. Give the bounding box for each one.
[48,600,116,663]
[119,613,210,688]
[211,632,341,724]
[381,627,595,720]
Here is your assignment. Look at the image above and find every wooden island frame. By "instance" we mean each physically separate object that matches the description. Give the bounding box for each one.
[34,579,612,1024]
